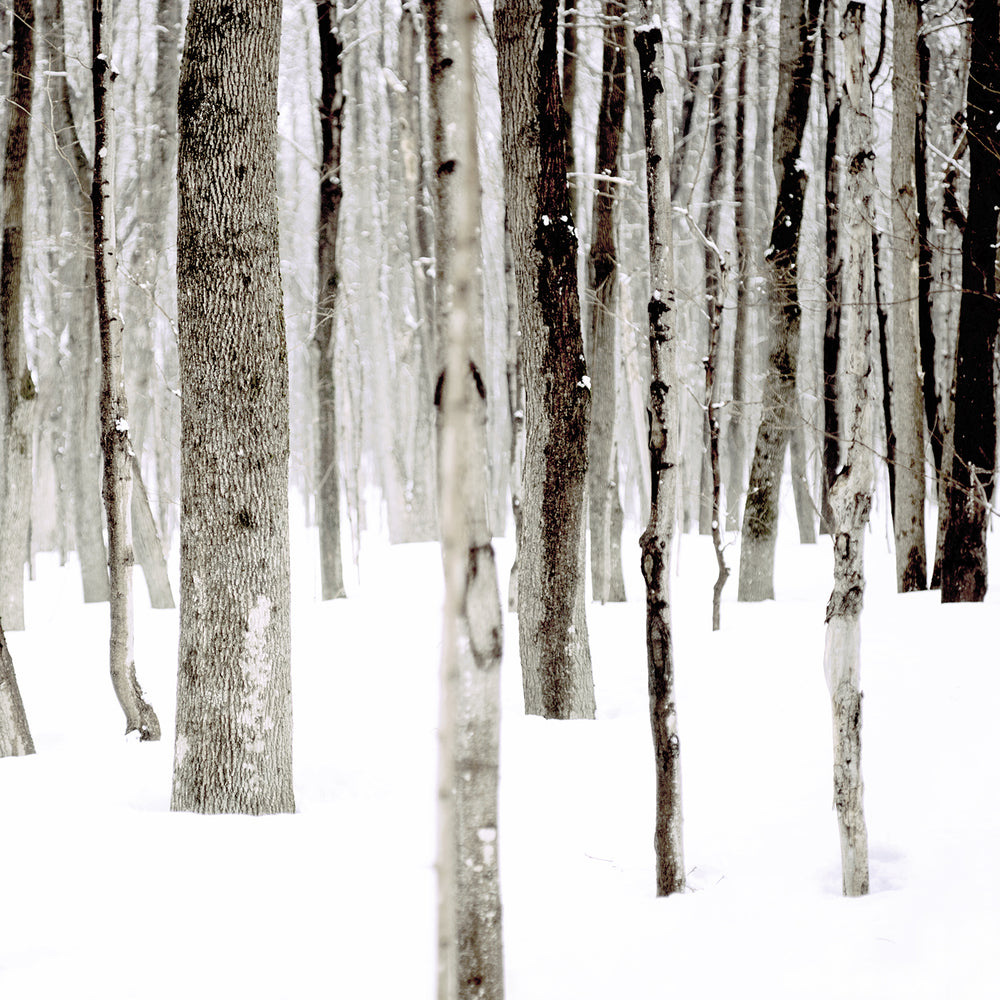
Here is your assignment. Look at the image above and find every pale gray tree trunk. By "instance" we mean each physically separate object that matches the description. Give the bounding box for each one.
[0,620,34,757]
[0,0,37,632]
[635,0,685,898]
[130,455,174,609]
[430,0,505,991]
[823,1,872,898]
[738,0,821,601]
[496,0,595,719]
[504,221,524,613]
[91,0,161,741]
[172,0,294,814]
[587,0,627,605]
[889,0,928,592]
[313,0,347,601]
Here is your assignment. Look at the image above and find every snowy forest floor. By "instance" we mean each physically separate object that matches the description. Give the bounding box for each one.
[2,505,998,998]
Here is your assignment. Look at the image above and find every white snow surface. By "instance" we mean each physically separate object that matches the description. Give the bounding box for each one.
[2,513,998,998]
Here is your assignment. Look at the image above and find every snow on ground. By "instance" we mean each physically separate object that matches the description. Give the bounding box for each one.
[2,513,998,998]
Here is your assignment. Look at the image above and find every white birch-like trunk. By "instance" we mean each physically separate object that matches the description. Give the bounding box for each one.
[823,0,872,897]
[429,0,505,995]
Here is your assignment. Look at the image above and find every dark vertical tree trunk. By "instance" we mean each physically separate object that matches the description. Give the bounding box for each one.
[172,0,294,813]
[942,0,1000,603]
[819,0,840,536]
[0,0,37,632]
[91,0,161,740]
[496,0,595,719]
[738,0,821,601]
[587,0,627,604]
[314,0,347,600]
[635,0,685,897]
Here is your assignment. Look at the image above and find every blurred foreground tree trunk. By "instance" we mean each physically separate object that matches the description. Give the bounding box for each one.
[496,0,595,719]
[738,0,821,601]
[634,0,685,898]
[0,0,37,632]
[430,0,505,992]
[0,620,34,756]
[313,0,347,600]
[823,1,872,897]
[941,0,1000,603]
[91,0,161,740]
[172,0,294,814]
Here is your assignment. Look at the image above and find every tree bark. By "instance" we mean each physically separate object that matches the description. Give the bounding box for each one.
[941,0,1000,604]
[0,620,35,757]
[496,0,595,719]
[635,0,685,897]
[314,0,347,601]
[823,1,872,898]
[738,0,821,601]
[91,0,161,741]
[0,0,37,632]
[587,0,627,605]
[429,0,505,995]
[889,0,928,592]
[172,0,294,813]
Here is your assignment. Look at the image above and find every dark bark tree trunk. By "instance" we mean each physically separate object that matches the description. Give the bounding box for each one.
[824,1,872,897]
[172,0,294,813]
[587,0,627,605]
[496,0,595,719]
[738,0,821,601]
[819,0,840,536]
[635,0,685,897]
[429,2,505,993]
[0,0,37,632]
[941,0,1000,603]
[314,0,347,601]
[0,619,34,757]
[91,0,161,741]
[889,0,928,592]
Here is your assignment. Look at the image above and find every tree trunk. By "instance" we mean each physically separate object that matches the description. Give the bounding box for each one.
[789,420,815,543]
[819,0,840,536]
[635,0,685,898]
[314,0,347,601]
[504,220,524,613]
[823,1,872,897]
[0,0,37,632]
[587,0,627,605]
[130,455,175,610]
[172,0,294,814]
[91,0,161,741]
[889,0,928,592]
[0,620,35,757]
[496,0,595,719]
[738,0,821,601]
[428,1,505,995]
[941,0,1000,604]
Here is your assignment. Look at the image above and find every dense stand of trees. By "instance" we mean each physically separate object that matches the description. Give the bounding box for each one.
[2,4,999,989]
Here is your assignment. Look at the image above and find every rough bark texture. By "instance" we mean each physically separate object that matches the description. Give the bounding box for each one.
[172,0,294,814]
[738,0,821,601]
[0,619,35,757]
[0,0,37,632]
[314,0,347,601]
[587,1,627,605]
[496,0,595,719]
[429,1,505,995]
[941,0,1000,603]
[504,221,524,612]
[91,0,161,741]
[824,2,872,898]
[889,0,928,593]
[635,1,685,897]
